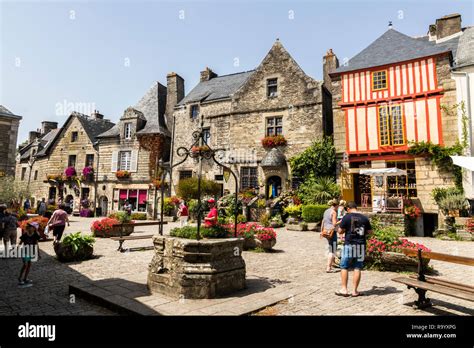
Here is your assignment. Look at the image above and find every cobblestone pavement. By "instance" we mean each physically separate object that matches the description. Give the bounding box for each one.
[0,217,472,315]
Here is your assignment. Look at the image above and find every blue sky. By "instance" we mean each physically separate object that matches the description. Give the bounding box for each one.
[1,0,473,144]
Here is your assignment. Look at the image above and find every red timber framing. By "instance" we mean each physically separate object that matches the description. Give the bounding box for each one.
[340,53,446,156]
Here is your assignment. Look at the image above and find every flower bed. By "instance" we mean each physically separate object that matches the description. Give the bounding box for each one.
[261,135,287,148]
[230,222,277,251]
[90,217,134,237]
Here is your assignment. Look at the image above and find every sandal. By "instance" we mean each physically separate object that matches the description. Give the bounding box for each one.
[351,292,364,297]
[335,291,350,297]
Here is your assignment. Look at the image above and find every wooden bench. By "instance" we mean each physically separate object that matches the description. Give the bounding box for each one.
[110,235,154,252]
[110,221,168,252]
[392,248,474,309]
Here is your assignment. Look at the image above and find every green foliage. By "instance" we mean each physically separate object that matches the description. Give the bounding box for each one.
[0,176,30,205]
[113,211,131,224]
[283,204,302,218]
[257,199,266,209]
[301,204,327,223]
[431,187,463,205]
[259,213,270,227]
[218,194,243,218]
[163,198,175,216]
[170,225,230,239]
[408,140,465,190]
[130,212,147,220]
[270,214,284,227]
[176,177,221,201]
[289,136,336,181]
[297,176,340,205]
[438,194,469,214]
[62,232,95,253]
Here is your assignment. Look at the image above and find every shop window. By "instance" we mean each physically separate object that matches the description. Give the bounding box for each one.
[117,189,148,212]
[386,161,417,198]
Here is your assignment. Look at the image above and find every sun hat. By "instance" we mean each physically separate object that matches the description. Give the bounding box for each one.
[27,221,40,230]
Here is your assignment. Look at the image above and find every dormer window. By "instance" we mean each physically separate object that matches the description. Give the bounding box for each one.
[190,104,200,120]
[124,123,132,139]
[71,131,78,142]
[267,78,278,98]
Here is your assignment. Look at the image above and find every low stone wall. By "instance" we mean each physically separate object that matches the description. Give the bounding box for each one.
[366,213,406,234]
[147,235,246,299]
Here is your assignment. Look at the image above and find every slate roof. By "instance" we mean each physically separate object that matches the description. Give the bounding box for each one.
[334,29,455,74]
[260,148,287,167]
[0,105,22,119]
[454,26,474,67]
[75,112,115,143]
[177,71,255,105]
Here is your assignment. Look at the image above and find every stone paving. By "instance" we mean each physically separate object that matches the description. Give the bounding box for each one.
[0,217,473,316]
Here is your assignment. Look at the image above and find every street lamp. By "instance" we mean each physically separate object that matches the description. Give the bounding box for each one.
[93,140,100,217]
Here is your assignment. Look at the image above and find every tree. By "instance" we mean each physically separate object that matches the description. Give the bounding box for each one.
[289,136,336,181]
[0,176,30,206]
[176,177,221,201]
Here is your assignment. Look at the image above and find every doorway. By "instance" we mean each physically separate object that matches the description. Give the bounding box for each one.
[99,196,108,217]
[266,176,282,199]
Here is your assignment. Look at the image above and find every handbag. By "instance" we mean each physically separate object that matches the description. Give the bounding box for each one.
[322,227,335,240]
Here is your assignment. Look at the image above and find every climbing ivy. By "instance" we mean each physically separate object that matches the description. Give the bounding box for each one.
[408,102,469,190]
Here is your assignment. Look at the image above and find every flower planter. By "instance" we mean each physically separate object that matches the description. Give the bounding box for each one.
[270,221,284,228]
[365,252,430,272]
[242,237,257,250]
[92,223,135,238]
[286,223,307,231]
[306,222,320,231]
[256,238,276,250]
[54,243,93,262]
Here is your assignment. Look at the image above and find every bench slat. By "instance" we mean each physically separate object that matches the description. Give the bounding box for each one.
[110,235,154,241]
[399,248,474,266]
[409,275,474,292]
[393,276,474,302]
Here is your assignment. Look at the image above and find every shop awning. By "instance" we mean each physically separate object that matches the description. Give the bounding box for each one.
[359,168,407,176]
[450,156,474,171]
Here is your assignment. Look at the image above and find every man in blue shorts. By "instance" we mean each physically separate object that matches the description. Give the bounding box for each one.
[336,201,372,297]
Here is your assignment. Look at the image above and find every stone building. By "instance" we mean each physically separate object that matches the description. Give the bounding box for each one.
[16,112,115,210]
[0,105,22,177]
[170,40,332,198]
[95,79,179,217]
[327,14,470,235]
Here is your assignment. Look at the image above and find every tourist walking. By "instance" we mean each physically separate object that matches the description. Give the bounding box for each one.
[321,199,339,273]
[23,198,31,211]
[47,204,70,244]
[3,210,18,251]
[37,198,47,216]
[18,221,41,287]
[336,201,372,297]
[204,198,218,227]
[178,201,189,227]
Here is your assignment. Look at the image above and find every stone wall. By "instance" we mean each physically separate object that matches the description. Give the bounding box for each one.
[0,116,20,177]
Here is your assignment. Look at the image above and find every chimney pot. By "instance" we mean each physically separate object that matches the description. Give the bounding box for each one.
[200,67,218,82]
[435,13,462,40]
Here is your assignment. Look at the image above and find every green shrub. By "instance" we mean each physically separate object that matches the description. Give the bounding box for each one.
[431,187,462,204]
[301,204,327,222]
[62,232,95,253]
[297,177,340,205]
[259,213,270,227]
[131,212,147,220]
[170,225,230,239]
[438,194,469,213]
[112,211,131,224]
[163,198,175,216]
[176,177,221,201]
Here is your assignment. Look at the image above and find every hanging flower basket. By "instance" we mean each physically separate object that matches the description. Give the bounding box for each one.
[116,170,131,179]
[64,166,77,179]
[81,166,95,181]
[190,145,213,158]
[261,135,287,148]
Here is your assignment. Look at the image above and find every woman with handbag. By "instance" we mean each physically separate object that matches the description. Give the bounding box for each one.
[321,199,339,273]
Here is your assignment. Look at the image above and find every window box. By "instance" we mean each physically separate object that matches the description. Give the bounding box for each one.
[261,135,287,148]
[116,170,131,179]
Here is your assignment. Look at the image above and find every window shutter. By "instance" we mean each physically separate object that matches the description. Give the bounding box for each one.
[111,151,119,172]
[130,150,138,172]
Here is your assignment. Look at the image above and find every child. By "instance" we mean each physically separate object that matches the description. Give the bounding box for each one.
[18,221,41,287]
[178,201,189,227]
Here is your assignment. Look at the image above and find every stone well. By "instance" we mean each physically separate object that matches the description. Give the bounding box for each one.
[147,235,246,299]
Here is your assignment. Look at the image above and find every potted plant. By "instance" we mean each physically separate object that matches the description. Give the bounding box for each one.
[269,214,284,228]
[190,145,213,158]
[261,135,287,148]
[54,232,95,262]
[283,204,302,224]
[116,170,131,179]
[255,227,277,250]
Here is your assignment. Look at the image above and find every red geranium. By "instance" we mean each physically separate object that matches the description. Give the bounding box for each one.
[91,218,119,235]
[261,135,287,148]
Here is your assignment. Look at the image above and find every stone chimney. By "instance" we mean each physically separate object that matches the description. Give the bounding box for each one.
[200,67,218,82]
[434,14,462,40]
[28,131,40,144]
[166,72,185,129]
[41,121,58,135]
[91,110,104,119]
[323,49,339,91]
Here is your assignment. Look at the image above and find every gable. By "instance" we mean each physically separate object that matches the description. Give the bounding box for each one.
[232,41,322,108]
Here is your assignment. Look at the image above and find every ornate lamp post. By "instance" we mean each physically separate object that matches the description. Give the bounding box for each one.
[158,116,239,239]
